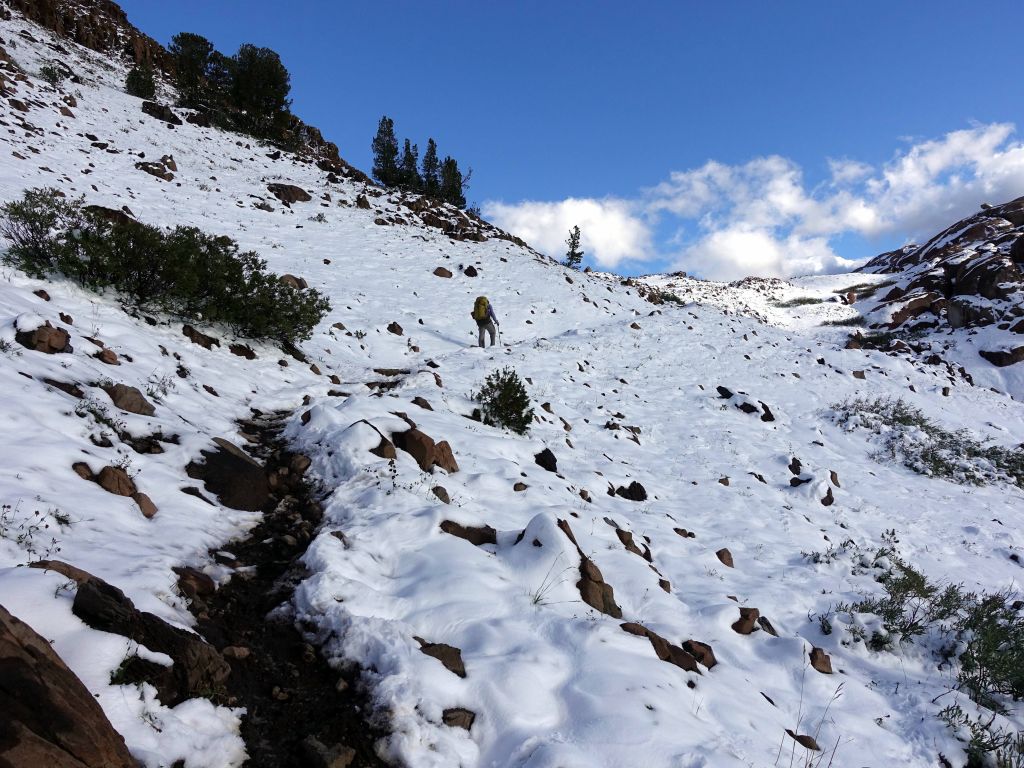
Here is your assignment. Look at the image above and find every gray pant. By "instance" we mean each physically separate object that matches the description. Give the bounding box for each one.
[477,319,496,347]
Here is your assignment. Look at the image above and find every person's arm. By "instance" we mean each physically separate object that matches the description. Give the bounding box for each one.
[489,304,499,324]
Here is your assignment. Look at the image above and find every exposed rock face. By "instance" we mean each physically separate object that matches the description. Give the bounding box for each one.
[186,437,270,511]
[141,100,181,125]
[0,604,136,768]
[859,196,1024,365]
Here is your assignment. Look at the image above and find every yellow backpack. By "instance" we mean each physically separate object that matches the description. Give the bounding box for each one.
[472,296,489,321]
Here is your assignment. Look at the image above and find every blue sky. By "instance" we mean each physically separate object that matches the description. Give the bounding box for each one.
[119,1,1024,278]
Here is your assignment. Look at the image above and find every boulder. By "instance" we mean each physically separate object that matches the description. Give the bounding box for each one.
[141,100,181,125]
[732,607,760,635]
[534,448,557,473]
[412,396,433,411]
[433,267,453,278]
[415,638,466,678]
[620,622,700,673]
[614,481,647,501]
[682,639,717,669]
[386,321,403,335]
[980,346,1024,367]
[185,438,270,511]
[433,441,459,473]
[440,520,496,546]
[715,548,734,568]
[102,383,155,416]
[0,605,136,768]
[279,274,308,290]
[393,428,436,472]
[809,647,832,674]
[577,556,621,618]
[442,708,475,731]
[135,160,174,181]
[464,266,478,277]
[132,492,157,518]
[15,322,71,353]
[172,566,215,600]
[267,183,312,204]
[431,485,450,504]
[369,437,397,460]
[96,466,136,496]
[182,324,219,349]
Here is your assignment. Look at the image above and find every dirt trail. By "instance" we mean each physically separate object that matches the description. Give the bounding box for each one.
[192,409,390,768]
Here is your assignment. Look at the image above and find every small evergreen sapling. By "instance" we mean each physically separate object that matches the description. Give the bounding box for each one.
[564,225,584,270]
[472,367,535,435]
[126,64,156,99]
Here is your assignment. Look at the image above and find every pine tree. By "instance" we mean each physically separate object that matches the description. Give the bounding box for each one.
[439,156,466,208]
[399,139,421,192]
[168,32,214,107]
[371,116,400,187]
[125,64,156,99]
[230,44,292,138]
[564,225,584,269]
[421,138,440,198]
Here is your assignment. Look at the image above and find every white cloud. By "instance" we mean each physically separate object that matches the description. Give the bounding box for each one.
[482,197,652,268]
[485,123,1024,281]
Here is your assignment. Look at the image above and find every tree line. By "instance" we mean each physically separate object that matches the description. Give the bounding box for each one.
[127,32,295,146]
[371,116,470,209]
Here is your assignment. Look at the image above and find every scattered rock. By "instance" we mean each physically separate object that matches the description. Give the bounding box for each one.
[267,183,311,204]
[132,492,158,518]
[182,324,219,349]
[96,466,136,496]
[440,520,496,546]
[185,438,270,511]
[431,486,450,504]
[141,101,182,125]
[852,370,866,380]
[135,160,174,181]
[229,343,256,359]
[96,348,119,365]
[15,321,71,353]
[534,448,557,473]
[785,730,821,752]
[463,266,478,277]
[620,622,700,673]
[369,437,397,460]
[614,481,647,501]
[433,267,452,278]
[386,321,403,336]
[809,647,832,674]
[0,604,137,768]
[821,487,834,506]
[102,383,155,416]
[279,273,309,290]
[732,607,760,635]
[300,735,355,768]
[715,548,734,568]
[442,708,475,731]
[716,385,734,399]
[682,639,717,669]
[415,638,466,678]
[173,566,215,600]
[412,396,433,411]
[44,378,84,399]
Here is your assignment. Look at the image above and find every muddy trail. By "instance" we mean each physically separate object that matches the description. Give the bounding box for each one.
[189,408,391,768]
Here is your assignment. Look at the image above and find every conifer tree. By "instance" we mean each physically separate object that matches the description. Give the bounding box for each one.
[230,44,292,138]
[168,32,214,107]
[421,138,440,198]
[564,225,584,269]
[399,139,421,192]
[439,156,466,208]
[371,116,400,187]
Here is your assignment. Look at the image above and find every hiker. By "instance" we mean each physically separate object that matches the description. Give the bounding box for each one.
[471,295,499,347]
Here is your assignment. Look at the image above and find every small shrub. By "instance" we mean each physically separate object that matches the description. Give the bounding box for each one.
[775,296,824,308]
[821,315,866,327]
[39,63,66,87]
[472,367,535,435]
[125,64,156,99]
[832,397,1024,487]
[0,188,330,342]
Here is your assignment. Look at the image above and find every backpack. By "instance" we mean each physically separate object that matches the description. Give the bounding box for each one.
[472,296,489,321]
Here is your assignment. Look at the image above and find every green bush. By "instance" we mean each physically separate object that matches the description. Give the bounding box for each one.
[774,296,824,308]
[0,188,330,342]
[39,64,66,87]
[126,64,156,99]
[472,367,535,435]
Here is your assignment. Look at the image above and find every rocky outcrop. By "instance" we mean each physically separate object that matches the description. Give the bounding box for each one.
[186,437,270,511]
[15,321,72,353]
[0,604,136,768]
[267,183,312,205]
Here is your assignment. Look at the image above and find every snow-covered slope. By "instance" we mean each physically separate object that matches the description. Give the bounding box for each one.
[1,8,1023,768]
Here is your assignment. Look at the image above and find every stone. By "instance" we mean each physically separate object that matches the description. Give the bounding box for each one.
[615,481,647,501]
[809,647,832,674]
[620,622,700,673]
[279,273,308,290]
[416,638,466,677]
[45,379,84,399]
[829,470,840,487]
[412,396,433,411]
[135,160,174,181]
[393,428,436,471]
[980,346,1024,367]
[577,555,621,618]
[431,486,450,504]
[97,466,136,497]
[15,322,71,353]
[433,267,452,278]
[267,183,311,204]
[715,548,734,567]
[182,324,219,349]
[513,482,528,492]
[821,487,835,506]
[440,520,496,546]
[132,492,157,518]
[852,370,866,380]
[0,605,136,768]
[442,708,475,730]
[789,457,802,475]
[370,437,397,460]
[159,154,177,172]
[173,566,215,600]
[72,462,94,481]
[534,448,557,473]
[355,194,371,209]
[301,735,355,768]
[463,265,478,277]
[732,607,760,635]
[185,438,270,511]
[33,288,50,301]
[387,321,403,335]
[785,730,821,752]
[682,639,717,669]
[102,383,155,415]
[96,347,119,365]
[229,343,256,359]
[141,100,182,125]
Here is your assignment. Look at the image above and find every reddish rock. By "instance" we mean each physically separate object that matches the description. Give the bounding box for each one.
[370,437,397,460]
[615,481,647,501]
[433,440,459,473]
[33,288,50,301]
[141,101,181,125]
[620,622,700,673]
[415,638,466,678]
[513,482,528,492]
[267,183,311,204]
[393,428,436,471]
[732,607,760,634]
[682,639,717,669]
[182,324,219,349]
[412,396,433,411]
[0,605,137,768]
[809,647,833,674]
[96,348,119,365]
[15,322,71,353]
[821,487,835,506]
[102,383,155,415]
[97,466,136,497]
[132,492,157,518]
[431,486,450,504]
[440,520,496,546]
[279,273,308,290]
[715,548,734,568]
[71,462,94,481]
[980,346,1024,367]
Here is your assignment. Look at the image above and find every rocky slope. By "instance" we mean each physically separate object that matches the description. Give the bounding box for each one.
[1,4,1023,768]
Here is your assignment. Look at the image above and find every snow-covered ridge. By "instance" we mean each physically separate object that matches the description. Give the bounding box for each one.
[1,6,1023,768]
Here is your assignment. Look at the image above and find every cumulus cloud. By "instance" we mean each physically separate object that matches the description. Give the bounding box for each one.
[485,123,1024,280]
[483,197,652,268]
